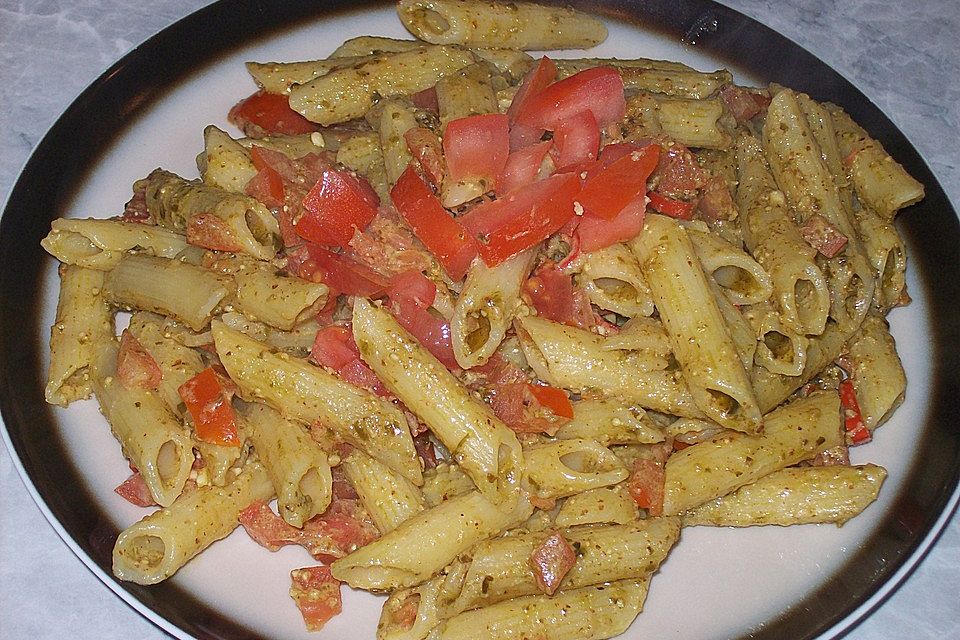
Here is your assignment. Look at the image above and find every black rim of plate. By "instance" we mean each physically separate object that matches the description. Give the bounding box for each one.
[1,1,958,639]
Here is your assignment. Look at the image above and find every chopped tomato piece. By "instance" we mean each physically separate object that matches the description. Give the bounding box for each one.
[509,121,547,152]
[839,379,872,445]
[410,86,439,113]
[388,592,421,631]
[346,208,434,279]
[116,329,162,391]
[527,384,574,419]
[551,110,600,170]
[186,213,243,252]
[652,141,709,197]
[575,195,646,252]
[497,141,552,197]
[697,175,737,221]
[507,56,558,124]
[388,269,437,308]
[628,458,665,516]
[228,90,317,136]
[390,166,478,281]
[388,295,459,370]
[799,214,848,258]
[121,187,150,222]
[245,167,285,209]
[529,531,576,595]
[488,380,574,436]
[239,498,379,562]
[404,127,446,189]
[443,113,510,189]
[310,325,388,395]
[178,367,240,447]
[522,261,594,329]
[290,566,342,632]
[296,169,380,248]
[577,143,660,220]
[114,470,156,507]
[719,84,769,124]
[648,191,697,220]
[515,67,625,131]
[286,243,389,297]
[459,173,580,266]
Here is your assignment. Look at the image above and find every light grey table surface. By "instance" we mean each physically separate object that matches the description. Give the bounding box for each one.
[1,1,957,638]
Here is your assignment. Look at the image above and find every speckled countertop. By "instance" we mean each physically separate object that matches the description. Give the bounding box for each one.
[1,1,958,638]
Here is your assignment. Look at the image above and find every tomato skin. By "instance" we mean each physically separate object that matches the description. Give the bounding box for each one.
[290,566,343,632]
[522,261,594,329]
[577,143,660,220]
[116,329,162,391]
[515,67,626,131]
[229,90,317,136]
[114,471,156,507]
[388,269,437,308]
[310,325,388,395]
[459,173,581,267]
[244,146,286,208]
[551,110,600,170]
[527,384,574,419]
[410,86,440,113]
[404,127,446,189]
[388,296,459,370]
[286,243,389,297]
[507,56,558,124]
[497,141,552,197]
[648,191,696,220]
[575,195,647,252]
[529,531,576,595]
[297,170,380,248]
[178,367,241,447]
[443,113,510,188]
[390,166,478,281]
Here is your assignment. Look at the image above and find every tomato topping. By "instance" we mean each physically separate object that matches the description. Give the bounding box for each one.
[244,146,286,209]
[443,113,510,190]
[551,110,600,170]
[290,566,343,632]
[178,367,241,447]
[522,261,594,329]
[719,85,769,124]
[286,244,389,297]
[116,329,162,391]
[648,191,697,220]
[839,379,872,445]
[497,141,553,197]
[575,195,647,252]
[653,141,709,196]
[515,67,626,131]
[627,458,666,516]
[311,325,388,396]
[388,269,437,308]
[239,498,379,563]
[459,173,580,267]
[529,531,576,595]
[410,86,440,113]
[388,294,459,371]
[507,56,558,124]
[697,174,737,221]
[488,382,574,435]
[577,143,660,220]
[346,208,435,279]
[228,90,317,136]
[390,166,478,281]
[799,214,849,258]
[114,470,156,508]
[296,169,380,248]
[404,127,446,189]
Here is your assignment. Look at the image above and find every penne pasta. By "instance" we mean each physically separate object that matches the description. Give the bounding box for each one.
[553,485,639,527]
[846,313,907,431]
[41,218,189,271]
[197,125,257,192]
[340,448,426,534]
[112,462,274,584]
[522,439,629,500]
[554,397,665,447]
[397,0,608,50]
[574,243,655,318]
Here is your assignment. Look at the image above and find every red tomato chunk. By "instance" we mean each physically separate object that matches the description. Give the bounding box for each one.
[529,531,577,595]
[290,566,343,632]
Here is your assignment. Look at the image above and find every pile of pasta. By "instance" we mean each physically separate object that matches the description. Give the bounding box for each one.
[41,0,925,637]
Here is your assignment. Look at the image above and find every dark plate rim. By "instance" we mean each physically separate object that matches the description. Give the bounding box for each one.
[1,1,958,639]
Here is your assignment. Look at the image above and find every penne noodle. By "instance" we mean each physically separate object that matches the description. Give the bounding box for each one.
[553,485,639,527]
[687,227,773,306]
[846,313,906,431]
[112,462,274,584]
[341,448,426,534]
[522,439,629,500]
[661,390,844,515]
[211,321,423,485]
[245,56,372,94]
[574,243,655,318]
[630,214,762,433]
[555,59,731,99]
[451,249,534,368]
[41,218,189,271]
[197,125,257,192]
[140,169,280,260]
[397,0,608,50]
[238,402,332,529]
[352,297,523,505]
[289,45,476,125]
[682,464,887,527]
[742,300,808,377]
[554,398,665,447]
[45,265,113,406]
